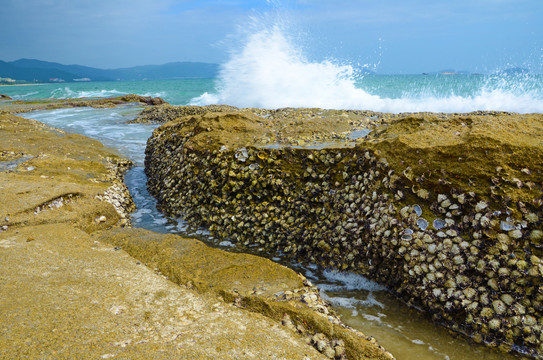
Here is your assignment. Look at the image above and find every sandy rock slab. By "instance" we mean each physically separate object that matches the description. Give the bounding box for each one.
[0,113,133,230]
[0,224,327,359]
[97,228,394,360]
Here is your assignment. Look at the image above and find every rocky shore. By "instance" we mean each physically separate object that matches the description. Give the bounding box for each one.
[0,99,393,359]
[0,94,166,114]
[143,105,543,358]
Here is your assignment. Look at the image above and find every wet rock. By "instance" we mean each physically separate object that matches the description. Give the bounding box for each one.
[119,94,166,106]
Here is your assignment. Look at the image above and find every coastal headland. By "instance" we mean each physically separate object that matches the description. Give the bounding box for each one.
[142,104,543,358]
[0,97,393,359]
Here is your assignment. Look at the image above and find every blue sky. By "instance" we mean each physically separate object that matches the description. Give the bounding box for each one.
[1,0,541,73]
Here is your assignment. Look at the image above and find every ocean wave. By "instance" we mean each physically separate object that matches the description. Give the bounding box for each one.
[50,87,127,99]
[191,24,543,113]
[10,91,40,100]
[140,91,168,99]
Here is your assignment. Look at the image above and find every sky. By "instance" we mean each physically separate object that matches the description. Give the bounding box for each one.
[1,0,542,74]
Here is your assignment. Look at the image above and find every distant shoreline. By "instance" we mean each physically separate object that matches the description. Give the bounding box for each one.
[0,83,46,87]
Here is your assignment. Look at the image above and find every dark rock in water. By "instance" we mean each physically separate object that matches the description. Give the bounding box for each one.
[119,94,166,106]
[0,94,166,114]
[131,103,240,124]
[144,107,543,359]
[0,94,12,100]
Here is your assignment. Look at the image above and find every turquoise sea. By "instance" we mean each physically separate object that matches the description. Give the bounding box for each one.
[3,72,543,113]
[3,21,542,112]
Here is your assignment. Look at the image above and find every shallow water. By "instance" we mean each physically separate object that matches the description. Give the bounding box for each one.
[0,155,34,172]
[21,107,524,360]
[1,79,214,106]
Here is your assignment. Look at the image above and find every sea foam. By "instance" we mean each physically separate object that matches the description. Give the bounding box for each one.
[50,87,127,99]
[320,269,387,292]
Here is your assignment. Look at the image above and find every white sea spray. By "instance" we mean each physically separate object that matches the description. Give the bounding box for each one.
[191,19,543,113]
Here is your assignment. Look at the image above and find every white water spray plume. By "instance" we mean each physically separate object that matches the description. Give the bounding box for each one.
[192,21,543,113]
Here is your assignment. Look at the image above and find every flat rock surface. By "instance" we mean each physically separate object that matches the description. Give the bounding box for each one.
[0,223,325,359]
[365,112,543,207]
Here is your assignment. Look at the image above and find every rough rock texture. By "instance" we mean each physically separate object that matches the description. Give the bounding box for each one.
[98,228,394,360]
[131,103,388,127]
[145,108,543,358]
[1,224,327,359]
[0,111,392,359]
[0,113,134,230]
[131,103,240,124]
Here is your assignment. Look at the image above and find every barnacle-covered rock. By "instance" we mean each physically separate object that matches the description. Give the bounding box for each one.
[132,103,239,124]
[145,107,543,358]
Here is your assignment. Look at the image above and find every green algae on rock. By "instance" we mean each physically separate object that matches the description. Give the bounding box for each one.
[144,108,543,358]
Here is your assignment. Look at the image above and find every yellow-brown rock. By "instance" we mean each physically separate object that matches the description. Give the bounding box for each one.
[0,109,393,359]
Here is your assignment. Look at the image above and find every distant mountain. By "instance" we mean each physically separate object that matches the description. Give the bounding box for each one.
[10,59,116,81]
[113,62,220,80]
[0,58,220,83]
[0,60,83,82]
